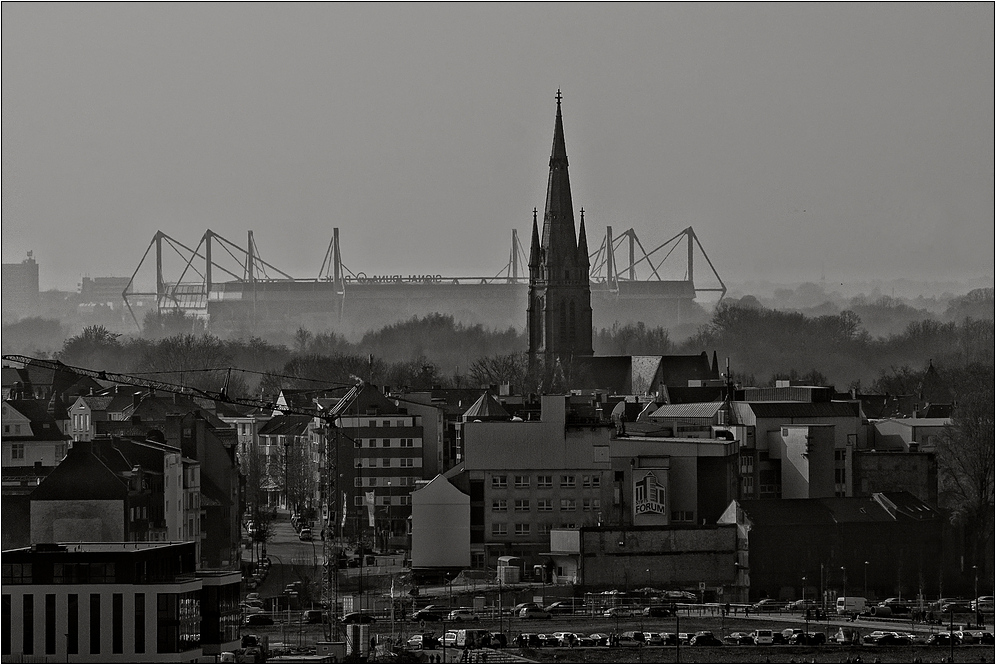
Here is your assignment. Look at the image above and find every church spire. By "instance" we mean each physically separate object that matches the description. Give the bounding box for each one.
[577,207,589,274]
[528,208,540,272]
[541,89,578,265]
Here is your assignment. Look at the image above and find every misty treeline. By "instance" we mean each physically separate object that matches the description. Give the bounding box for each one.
[1,289,992,399]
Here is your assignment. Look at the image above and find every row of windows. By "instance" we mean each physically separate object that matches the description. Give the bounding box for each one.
[491,498,601,512]
[491,522,582,536]
[355,458,421,469]
[354,438,420,448]
[352,495,412,506]
[491,474,600,489]
[339,418,412,428]
[354,476,419,488]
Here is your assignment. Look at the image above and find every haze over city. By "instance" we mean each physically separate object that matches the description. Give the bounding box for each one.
[3,3,993,293]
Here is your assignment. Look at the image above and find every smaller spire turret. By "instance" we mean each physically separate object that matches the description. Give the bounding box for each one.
[577,207,589,274]
[528,208,541,272]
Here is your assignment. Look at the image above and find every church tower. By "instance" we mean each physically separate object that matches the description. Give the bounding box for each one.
[527,91,594,366]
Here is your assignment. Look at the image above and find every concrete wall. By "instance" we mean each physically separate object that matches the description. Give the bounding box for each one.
[411,476,470,569]
[31,500,125,543]
[580,525,738,592]
[853,451,938,506]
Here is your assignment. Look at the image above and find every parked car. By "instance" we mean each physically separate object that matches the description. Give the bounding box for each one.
[925,632,960,646]
[516,633,542,648]
[412,606,445,621]
[646,632,666,646]
[864,631,911,646]
[690,631,723,646]
[298,528,312,541]
[643,605,672,617]
[618,631,646,646]
[407,633,439,649]
[834,627,861,645]
[519,607,551,619]
[752,629,775,645]
[441,631,458,647]
[785,599,817,612]
[447,608,480,622]
[545,601,579,615]
[510,602,542,615]
[603,606,634,617]
[241,604,264,615]
[725,632,755,645]
[551,631,579,647]
[752,599,783,612]
[246,614,274,626]
[974,596,995,613]
[940,601,974,614]
[245,592,261,603]
[791,631,827,645]
[342,612,376,624]
[302,609,324,624]
[581,633,609,647]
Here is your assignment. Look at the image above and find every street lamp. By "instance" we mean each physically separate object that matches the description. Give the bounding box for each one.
[841,566,847,614]
[974,565,980,627]
[864,561,869,599]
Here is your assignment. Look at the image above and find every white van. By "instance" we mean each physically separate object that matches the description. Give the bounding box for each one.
[836,596,868,615]
[753,629,774,645]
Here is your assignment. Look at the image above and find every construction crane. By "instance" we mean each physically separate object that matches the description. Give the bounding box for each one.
[2,354,345,642]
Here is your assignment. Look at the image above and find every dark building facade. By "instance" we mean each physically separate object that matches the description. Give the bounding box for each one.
[527,92,594,366]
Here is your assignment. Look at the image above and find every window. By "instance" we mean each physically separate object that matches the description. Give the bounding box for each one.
[582,474,600,488]
[560,499,576,511]
[835,468,846,483]
[492,500,507,512]
[514,523,530,536]
[514,499,530,512]
[89,594,99,655]
[491,475,507,489]
[10,444,24,460]
[537,523,552,535]
[491,523,507,536]
[537,475,553,489]
[400,458,414,467]
[354,497,364,506]
[382,421,390,428]
[381,458,390,467]
[560,475,576,488]
[514,475,529,488]
[583,499,601,511]
[368,420,377,427]
[401,438,414,448]
[45,594,55,655]
[670,510,694,522]
[67,594,78,654]
[537,499,553,512]
[834,449,847,461]
[23,595,33,655]
[354,439,362,448]
[112,593,123,654]
[135,593,145,654]
[383,439,391,447]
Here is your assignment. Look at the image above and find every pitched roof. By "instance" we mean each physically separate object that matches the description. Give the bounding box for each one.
[646,401,723,420]
[462,392,510,421]
[3,399,69,441]
[736,493,934,527]
[736,401,859,420]
[258,414,313,436]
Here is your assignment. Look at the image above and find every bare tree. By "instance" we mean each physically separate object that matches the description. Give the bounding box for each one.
[935,363,995,580]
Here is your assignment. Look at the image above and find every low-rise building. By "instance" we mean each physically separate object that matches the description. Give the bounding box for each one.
[1,541,240,662]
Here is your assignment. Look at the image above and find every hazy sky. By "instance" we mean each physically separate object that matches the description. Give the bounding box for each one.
[3,3,993,292]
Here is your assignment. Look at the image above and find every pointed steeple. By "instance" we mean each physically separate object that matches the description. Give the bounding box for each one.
[542,89,578,265]
[577,207,590,274]
[528,208,541,271]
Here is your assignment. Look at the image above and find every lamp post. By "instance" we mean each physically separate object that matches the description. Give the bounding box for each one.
[864,561,869,600]
[974,565,980,627]
[841,566,847,617]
